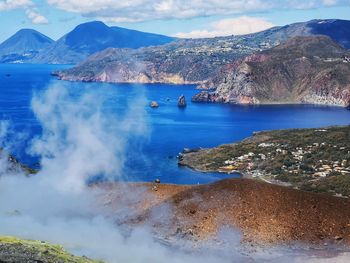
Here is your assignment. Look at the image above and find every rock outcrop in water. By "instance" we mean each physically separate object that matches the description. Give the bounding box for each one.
[193,36,350,107]
[178,95,187,107]
[150,101,159,108]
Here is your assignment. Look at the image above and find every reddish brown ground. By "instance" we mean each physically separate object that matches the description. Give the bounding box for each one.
[101,178,350,246]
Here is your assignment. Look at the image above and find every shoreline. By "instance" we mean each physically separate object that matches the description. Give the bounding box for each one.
[178,125,350,197]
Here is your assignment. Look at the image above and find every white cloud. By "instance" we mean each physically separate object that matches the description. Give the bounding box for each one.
[174,16,275,38]
[45,0,350,22]
[0,1,48,25]
[322,0,337,5]
[0,0,32,11]
[26,8,49,24]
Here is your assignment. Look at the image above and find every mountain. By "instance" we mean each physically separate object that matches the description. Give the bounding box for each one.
[306,19,350,49]
[192,36,350,107]
[31,21,175,64]
[0,29,54,63]
[246,19,350,49]
[55,19,350,84]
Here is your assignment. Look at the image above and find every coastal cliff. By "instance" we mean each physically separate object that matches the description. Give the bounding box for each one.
[193,36,350,107]
[53,38,253,85]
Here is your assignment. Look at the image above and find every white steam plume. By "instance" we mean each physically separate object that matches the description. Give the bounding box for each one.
[0,83,231,263]
[0,83,349,263]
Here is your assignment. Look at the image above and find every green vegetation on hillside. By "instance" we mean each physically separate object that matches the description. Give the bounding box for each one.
[179,126,350,197]
[0,236,102,263]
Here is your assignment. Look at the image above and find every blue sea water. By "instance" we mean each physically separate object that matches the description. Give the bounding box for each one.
[0,64,350,184]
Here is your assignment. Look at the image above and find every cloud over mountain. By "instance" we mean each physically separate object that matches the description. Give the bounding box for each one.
[0,0,48,25]
[0,0,32,11]
[26,8,49,24]
[174,16,275,38]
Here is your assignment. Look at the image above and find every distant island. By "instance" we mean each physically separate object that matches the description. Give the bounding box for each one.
[0,21,174,64]
[53,19,350,108]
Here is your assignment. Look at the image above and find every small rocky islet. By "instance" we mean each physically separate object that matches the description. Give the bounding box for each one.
[177,95,187,107]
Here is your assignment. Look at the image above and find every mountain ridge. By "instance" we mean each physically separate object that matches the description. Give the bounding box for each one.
[0,21,175,64]
[30,21,175,64]
[55,19,350,85]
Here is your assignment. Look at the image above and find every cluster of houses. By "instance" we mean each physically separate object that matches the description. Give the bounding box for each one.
[313,159,350,177]
[342,56,350,63]
[323,56,350,63]
[218,141,350,180]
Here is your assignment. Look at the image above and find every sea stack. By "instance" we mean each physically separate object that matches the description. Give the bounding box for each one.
[178,95,187,107]
[150,101,159,108]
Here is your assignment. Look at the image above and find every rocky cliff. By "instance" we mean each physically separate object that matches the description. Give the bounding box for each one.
[193,36,350,107]
[53,38,253,85]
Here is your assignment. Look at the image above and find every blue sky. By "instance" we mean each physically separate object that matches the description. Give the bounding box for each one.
[0,0,350,42]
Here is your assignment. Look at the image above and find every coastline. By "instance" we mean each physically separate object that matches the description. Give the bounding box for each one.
[54,72,350,109]
[178,125,350,197]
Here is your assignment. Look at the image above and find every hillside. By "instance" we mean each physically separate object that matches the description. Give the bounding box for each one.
[56,19,350,84]
[30,21,174,64]
[0,29,54,63]
[104,178,350,246]
[193,36,350,107]
[0,236,101,263]
[179,125,350,197]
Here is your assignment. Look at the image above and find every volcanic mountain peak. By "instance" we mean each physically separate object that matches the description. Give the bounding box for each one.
[0,29,54,61]
[30,21,175,64]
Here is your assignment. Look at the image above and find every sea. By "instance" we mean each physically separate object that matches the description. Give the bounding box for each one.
[0,64,350,184]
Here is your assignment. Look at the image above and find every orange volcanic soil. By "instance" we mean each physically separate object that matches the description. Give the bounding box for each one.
[101,178,350,246]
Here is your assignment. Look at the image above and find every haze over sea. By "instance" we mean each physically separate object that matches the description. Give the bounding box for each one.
[1,64,350,184]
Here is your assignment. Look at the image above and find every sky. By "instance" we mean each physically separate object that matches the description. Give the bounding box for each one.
[0,0,350,42]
